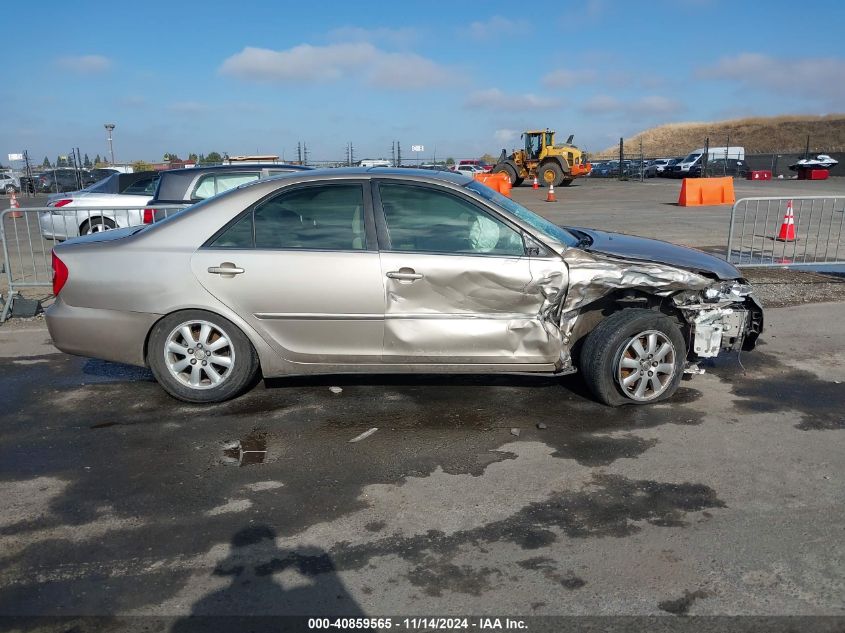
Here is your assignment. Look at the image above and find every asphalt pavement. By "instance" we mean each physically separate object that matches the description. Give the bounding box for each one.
[0,301,842,621]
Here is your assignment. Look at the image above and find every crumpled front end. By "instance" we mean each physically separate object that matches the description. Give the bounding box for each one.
[556,248,763,368]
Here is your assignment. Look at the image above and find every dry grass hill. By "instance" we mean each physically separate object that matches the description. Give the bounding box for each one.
[594,114,845,158]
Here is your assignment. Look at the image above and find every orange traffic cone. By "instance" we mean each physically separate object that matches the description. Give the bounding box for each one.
[775,200,797,242]
[545,184,556,202]
[532,176,539,189]
[8,191,22,219]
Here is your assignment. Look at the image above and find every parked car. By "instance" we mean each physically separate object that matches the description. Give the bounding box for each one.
[39,171,162,239]
[146,163,312,222]
[456,160,492,172]
[455,164,488,175]
[689,158,748,178]
[0,173,20,193]
[658,158,683,177]
[47,168,762,406]
[37,169,91,193]
[643,158,672,178]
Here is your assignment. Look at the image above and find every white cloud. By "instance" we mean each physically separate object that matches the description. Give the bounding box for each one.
[465,89,561,112]
[542,69,598,89]
[466,16,527,39]
[493,129,520,145]
[581,94,685,118]
[697,53,845,107]
[220,44,458,90]
[55,54,111,74]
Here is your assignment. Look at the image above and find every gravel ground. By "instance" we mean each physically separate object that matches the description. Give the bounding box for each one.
[741,268,845,307]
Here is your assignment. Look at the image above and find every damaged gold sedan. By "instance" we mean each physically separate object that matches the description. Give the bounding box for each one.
[46,168,762,405]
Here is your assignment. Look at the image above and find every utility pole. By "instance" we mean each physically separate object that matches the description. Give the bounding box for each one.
[104,123,116,165]
[618,137,623,179]
[639,138,644,182]
[397,142,402,168]
[703,136,710,178]
[391,141,396,167]
[303,142,309,166]
[297,142,302,165]
[23,150,33,197]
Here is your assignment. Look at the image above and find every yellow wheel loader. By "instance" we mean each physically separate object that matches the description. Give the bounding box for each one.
[492,129,591,187]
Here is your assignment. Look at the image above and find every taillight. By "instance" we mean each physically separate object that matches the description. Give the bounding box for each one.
[52,251,69,296]
[142,208,154,224]
[50,199,73,208]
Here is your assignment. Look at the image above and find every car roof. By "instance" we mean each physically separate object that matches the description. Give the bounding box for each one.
[160,163,311,175]
[259,166,471,185]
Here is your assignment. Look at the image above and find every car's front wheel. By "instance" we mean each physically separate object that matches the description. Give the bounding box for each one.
[148,310,259,403]
[580,308,686,406]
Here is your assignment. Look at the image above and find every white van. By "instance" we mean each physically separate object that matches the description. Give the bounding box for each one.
[672,146,745,176]
[359,159,391,168]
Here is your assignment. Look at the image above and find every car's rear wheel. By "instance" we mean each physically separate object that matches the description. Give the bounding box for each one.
[148,310,259,403]
[80,216,116,235]
[579,309,686,406]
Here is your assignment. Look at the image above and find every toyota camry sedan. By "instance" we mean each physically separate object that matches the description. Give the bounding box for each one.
[46,168,762,405]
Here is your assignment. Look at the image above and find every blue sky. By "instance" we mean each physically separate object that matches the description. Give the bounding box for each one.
[2,0,844,164]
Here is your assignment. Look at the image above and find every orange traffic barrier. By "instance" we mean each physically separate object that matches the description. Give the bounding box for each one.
[776,200,797,242]
[473,172,512,198]
[678,177,735,206]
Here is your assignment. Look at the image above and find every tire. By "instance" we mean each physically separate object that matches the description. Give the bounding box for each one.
[148,310,259,403]
[80,216,117,235]
[579,308,686,406]
[493,163,518,185]
[4,185,14,194]
[513,176,525,187]
[538,162,563,186]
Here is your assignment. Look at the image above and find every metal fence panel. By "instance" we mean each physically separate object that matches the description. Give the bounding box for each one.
[1,205,185,321]
[726,196,845,267]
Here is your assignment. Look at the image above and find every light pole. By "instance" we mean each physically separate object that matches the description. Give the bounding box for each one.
[104,123,116,165]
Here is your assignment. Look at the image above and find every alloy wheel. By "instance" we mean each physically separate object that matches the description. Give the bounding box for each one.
[164,320,236,390]
[616,329,676,401]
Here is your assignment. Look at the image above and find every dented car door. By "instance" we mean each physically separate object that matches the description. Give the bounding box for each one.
[374,181,566,365]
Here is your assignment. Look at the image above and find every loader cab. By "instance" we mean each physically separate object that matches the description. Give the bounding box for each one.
[523,132,543,160]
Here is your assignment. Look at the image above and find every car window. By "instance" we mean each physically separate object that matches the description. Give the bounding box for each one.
[192,172,260,200]
[122,176,160,195]
[379,183,524,256]
[211,184,366,250]
[464,180,579,248]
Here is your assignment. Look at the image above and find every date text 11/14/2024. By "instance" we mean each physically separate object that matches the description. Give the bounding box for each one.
[307,617,528,630]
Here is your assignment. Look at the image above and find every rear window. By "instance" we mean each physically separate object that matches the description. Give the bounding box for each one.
[191,172,260,200]
[122,175,160,195]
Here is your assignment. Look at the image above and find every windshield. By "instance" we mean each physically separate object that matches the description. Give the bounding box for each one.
[465,180,578,248]
[683,153,701,163]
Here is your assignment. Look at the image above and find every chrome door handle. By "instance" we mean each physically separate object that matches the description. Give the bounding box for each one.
[386,269,423,281]
[208,263,245,276]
